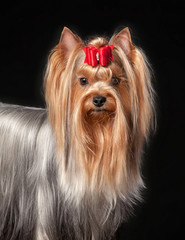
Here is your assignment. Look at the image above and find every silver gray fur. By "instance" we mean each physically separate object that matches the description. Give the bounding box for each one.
[0,103,130,240]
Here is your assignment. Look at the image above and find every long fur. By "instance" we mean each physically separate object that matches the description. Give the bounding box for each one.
[0,27,155,240]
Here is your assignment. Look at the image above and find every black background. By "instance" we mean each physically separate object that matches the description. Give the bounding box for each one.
[0,1,185,239]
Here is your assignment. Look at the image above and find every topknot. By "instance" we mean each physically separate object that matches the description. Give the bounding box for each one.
[88,37,108,49]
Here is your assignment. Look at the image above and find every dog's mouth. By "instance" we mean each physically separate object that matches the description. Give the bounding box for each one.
[93,108,109,113]
[90,107,115,113]
[87,108,116,119]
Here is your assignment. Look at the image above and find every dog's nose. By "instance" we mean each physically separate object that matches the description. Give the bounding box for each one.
[93,96,106,107]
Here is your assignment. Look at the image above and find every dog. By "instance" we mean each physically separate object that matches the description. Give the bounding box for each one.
[0,27,155,240]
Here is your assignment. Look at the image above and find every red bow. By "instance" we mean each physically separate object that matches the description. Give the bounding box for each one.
[83,45,114,67]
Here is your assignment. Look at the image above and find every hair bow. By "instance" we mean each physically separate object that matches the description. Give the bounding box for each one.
[83,45,114,67]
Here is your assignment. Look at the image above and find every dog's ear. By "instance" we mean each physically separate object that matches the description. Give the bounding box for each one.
[110,27,134,58]
[59,27,82,56]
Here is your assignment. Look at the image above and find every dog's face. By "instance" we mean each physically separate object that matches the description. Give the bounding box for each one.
[71,60,131,126]
[69,33,134,129]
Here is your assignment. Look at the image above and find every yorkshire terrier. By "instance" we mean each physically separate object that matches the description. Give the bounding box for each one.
[0,27,155,240]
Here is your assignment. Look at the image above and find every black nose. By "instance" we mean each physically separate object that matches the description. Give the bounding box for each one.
[93,96,106,107]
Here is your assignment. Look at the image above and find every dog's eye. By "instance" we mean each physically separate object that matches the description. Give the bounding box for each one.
[80,77,89,86]
[111,77,120,86]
